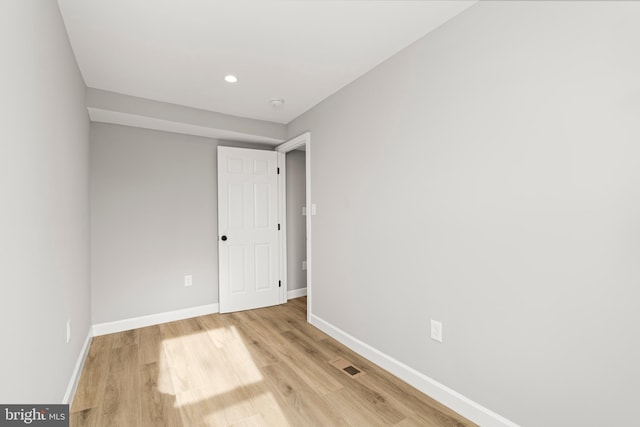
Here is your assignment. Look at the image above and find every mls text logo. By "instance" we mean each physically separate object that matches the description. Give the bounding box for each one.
[0,405,68,427]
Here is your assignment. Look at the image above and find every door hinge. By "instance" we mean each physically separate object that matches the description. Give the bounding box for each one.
[277,167,280,175]
[279,280,282,288]
[278,223,281,230]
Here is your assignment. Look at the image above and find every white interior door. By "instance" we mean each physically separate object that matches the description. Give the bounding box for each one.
[217,146,281,313]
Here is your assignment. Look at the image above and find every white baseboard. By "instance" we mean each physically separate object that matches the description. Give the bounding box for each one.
[309,314,520,427]
[287,287,307,299]
[93,303,219,336]
[63,330,93,405]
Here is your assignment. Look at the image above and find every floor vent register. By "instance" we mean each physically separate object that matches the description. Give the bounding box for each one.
[329,357,366,378]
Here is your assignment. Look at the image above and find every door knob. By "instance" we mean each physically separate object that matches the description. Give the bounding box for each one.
[221,235,228,241]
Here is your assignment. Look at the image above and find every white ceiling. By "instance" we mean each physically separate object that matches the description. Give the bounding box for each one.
[58,1,475,125]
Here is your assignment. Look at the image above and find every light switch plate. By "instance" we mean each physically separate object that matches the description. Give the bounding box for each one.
[430,319,443,343]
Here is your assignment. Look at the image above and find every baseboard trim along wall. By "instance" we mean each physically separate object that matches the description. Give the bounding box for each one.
[309,314,520,427]
[63,330,93,405]
[287,287,307,299]
[92,303,220,336]
[92,292,306,336]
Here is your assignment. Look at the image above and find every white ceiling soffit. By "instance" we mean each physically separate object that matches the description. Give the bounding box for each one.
[59,1,477,125]
[88,108,285,144]
[85,88,287,144]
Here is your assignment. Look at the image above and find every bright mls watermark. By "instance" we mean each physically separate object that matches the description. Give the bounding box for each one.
[0,405,68,426]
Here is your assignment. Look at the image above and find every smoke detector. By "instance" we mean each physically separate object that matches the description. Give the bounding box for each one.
[270,98,284,108]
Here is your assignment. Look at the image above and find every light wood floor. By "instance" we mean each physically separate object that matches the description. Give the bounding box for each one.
[71,297,476,427]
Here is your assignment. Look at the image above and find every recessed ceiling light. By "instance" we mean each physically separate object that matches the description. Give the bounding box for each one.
[224,74,238,83]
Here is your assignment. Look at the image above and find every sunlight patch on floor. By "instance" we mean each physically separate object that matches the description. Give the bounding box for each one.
[160,327,264,394]
[156,325,288,426]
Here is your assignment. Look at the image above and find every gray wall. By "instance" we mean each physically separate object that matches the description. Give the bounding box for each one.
[288,2,640,426]
[0,0,91,402]
[90,124,276,324]
[91,124,218,323]
[286,151,307,291]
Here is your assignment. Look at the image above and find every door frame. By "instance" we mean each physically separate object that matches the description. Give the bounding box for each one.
[275,132,311,321]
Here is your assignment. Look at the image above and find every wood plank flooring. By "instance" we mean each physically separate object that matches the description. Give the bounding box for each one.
[71,297,476,427]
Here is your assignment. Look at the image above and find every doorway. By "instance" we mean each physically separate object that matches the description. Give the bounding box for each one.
[276,132,311,322]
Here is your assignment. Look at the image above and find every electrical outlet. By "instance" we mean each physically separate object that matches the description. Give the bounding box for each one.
[66,319,71,344]
[311,204,317,215]
[184,275,193,287]
[302,261,307,270]
[430,319,443,343]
